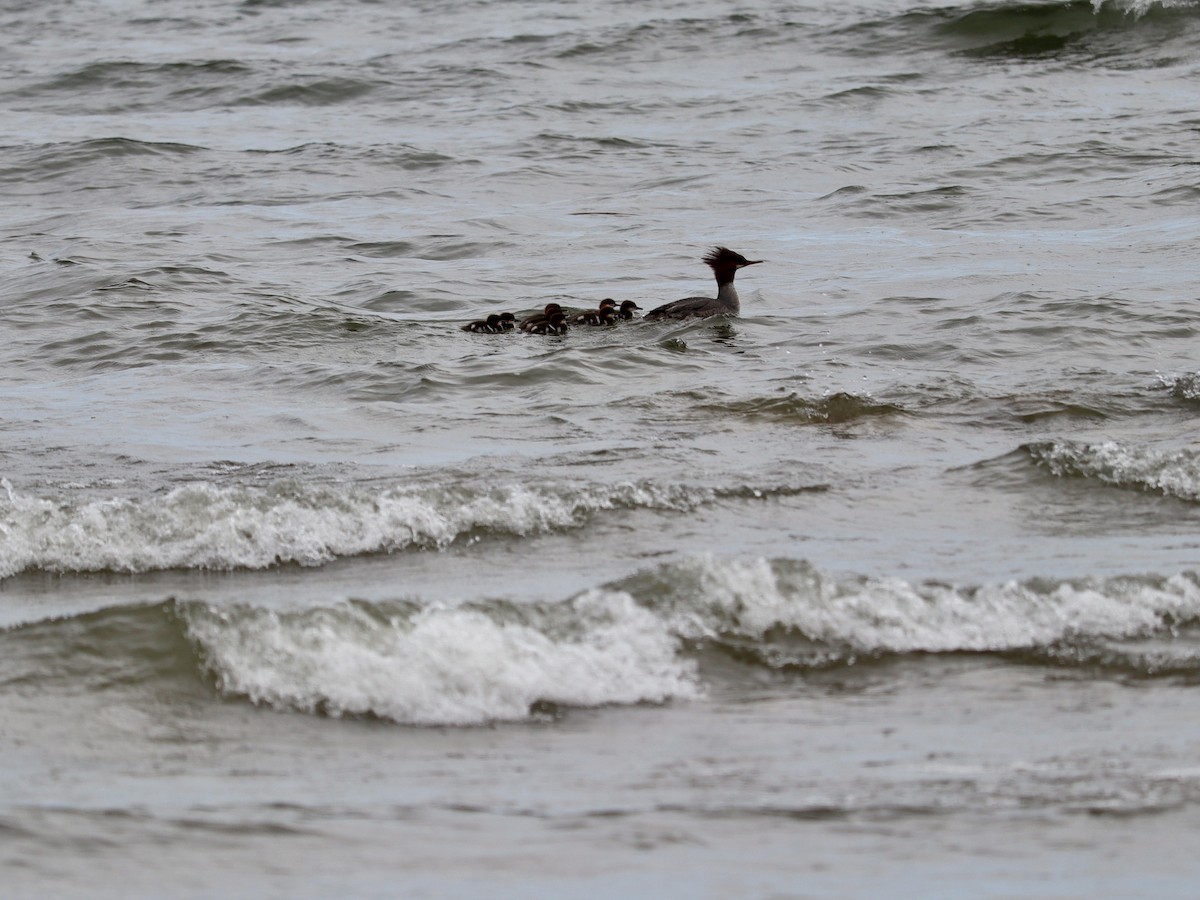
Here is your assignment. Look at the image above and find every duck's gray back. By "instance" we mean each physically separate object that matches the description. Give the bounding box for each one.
[643,290,739,321]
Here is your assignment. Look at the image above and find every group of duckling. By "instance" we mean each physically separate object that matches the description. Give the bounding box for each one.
[462,298,642,335]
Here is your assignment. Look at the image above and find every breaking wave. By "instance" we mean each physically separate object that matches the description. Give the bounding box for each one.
[1164,372,1200,404]
[0,476,817,579]
[1026,440,1200,501]
[186,558,1200,724]
[182,591,697,726]
[6,558,1197,727]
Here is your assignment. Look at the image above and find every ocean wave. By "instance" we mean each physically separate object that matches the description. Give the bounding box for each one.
[1164,372,1200,404]
[835,0,1200,61]
[181,592,697,726]
[0,475,811,579]
[627,557,1200,663]
[22,59,250,91]
[697,391,904,425]
[4,558,1198,726]
[15,58,393,112]
[941,0,1200,36]
[0,137,203,187]
[1093,0,1200,16]
[1025,440,1200,501]
[622,390,902,427]
[231,76,383,107]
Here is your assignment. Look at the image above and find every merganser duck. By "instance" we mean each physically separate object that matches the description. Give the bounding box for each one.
[643,247,763,321]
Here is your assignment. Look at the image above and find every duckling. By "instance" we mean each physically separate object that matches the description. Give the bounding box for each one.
[519,303,564,332]
[526,311,569,335]
[571,309,602,325]
[461,313,504,333]
[616,300,642,320]
[571,298,619,326]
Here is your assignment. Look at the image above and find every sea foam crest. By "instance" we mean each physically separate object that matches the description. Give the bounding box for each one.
[1026,440,1200,502]
[1165,372,1200,403]
[182,592,698,726]
[0,476,735,578]
[181,557,1200,726]
[1092,0,1200,15]
[642,557,1200,658]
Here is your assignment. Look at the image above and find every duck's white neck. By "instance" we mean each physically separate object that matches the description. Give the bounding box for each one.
[716,278,739,307]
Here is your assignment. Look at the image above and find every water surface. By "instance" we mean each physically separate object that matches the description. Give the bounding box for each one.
[2,0,1200,895]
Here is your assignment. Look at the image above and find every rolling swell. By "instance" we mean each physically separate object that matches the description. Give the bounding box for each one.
[15,60,256,112]
[0,138,204,191]
[13,58,401,113]
[0,475,818,578]
[621,390,903,426]
[697,391,905,425]
[0,600,200,694]
[5,559,1198,726]
[831,0,1200,60]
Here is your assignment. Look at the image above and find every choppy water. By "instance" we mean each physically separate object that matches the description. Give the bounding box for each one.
[3,0,1200,895]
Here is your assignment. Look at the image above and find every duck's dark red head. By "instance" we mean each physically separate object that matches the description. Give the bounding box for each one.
[703,247,763,271]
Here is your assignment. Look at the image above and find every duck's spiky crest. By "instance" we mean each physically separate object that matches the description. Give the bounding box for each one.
[703,246,748,269]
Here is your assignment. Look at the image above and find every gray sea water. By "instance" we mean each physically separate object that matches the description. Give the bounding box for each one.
[3,0,1200,895]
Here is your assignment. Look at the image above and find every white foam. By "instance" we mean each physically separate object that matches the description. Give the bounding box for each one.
[633,556,1200,655]
[0,476,730,578]
[1092,0,1200,15]
[182,591,699,726]
[180,557,1200,726]
[1028,441,1200,502]
[696,556,1190,657]
[1165,372,1200,402]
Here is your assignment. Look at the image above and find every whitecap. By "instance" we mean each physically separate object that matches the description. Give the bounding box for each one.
[1026,440,1200,502]
[182,592,699,726]
[0,476,805,578]
[178,557,1200,725]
